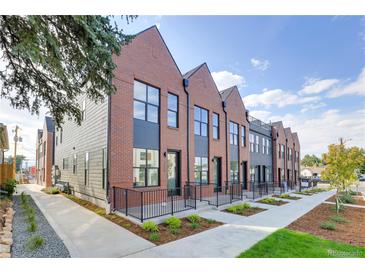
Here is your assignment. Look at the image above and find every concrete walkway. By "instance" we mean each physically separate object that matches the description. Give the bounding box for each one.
[128,190,335,258]
[15,184,154,258]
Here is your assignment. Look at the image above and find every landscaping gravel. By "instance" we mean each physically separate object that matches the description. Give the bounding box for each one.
[12,195,70,258]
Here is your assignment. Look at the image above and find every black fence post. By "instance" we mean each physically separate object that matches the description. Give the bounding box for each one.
[194,185,197,209]
[184,186,187,208]
[112,186,116,211]
[140,191,143,223]
[125,189,128,216]
[171,190,174,215]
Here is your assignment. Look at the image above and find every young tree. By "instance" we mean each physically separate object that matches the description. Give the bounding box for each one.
[301,154,322,167]
[0,15,136,126]
[322,143,365,212]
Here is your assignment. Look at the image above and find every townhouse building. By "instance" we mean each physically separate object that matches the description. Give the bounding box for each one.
[35,117,55,187]
[38,25,300,213]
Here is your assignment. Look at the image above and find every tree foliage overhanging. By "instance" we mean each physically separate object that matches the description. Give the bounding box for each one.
[300,154,322,167]
[0,15,136,126]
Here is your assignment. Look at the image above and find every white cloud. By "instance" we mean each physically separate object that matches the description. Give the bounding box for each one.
[300,102,327,113]
[155,15,162,29]
[243,89,320,108]
[299,78,340,95]
[269,109,365,157]
[250,58,270,71]
[327,67,365,98]
[211,71,246,91]
[248,110,271,121]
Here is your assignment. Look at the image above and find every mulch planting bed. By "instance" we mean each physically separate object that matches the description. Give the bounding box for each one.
[223,207,267,217]
[257,199,288,206]
[272,195,301,200]
[287,203,365,247]
[63,193,222,245]
[326,195,365,206]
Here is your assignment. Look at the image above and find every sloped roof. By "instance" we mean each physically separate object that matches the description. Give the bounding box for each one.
[45,117,55,133]
[220,86,236,101]
[183,63,206,79]
[284,127,293,138]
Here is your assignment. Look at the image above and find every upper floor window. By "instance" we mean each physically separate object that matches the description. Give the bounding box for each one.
[84,152,89,185]
[281,144,285,158]
[133,80,160,124]
[194,106,208,136]
[288,148,293,161]
[81,99,86,121]
[255,135,259,153]
[212,113,219,140]
[73,154,77,174]
[241,126,246,147]
[249,133,254,152]
[230,122,238,145]
[62,157,69,170]
[262,137,265,154]
[266,139,270,155]
[167,93,178,128]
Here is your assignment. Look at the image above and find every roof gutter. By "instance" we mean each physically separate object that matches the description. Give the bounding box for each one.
[183,78,190,183]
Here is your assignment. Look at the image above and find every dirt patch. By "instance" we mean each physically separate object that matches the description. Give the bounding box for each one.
[287,203,365,247]
[272,195,301,200]
[257,199,288,206]
[326,195,365,206]
[63,193,222,245]
[223,207,267,217]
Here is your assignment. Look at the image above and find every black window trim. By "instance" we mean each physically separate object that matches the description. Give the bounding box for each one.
[133,148,160,188]
[167,92,179,128]
[212,112,219,140]
[194,105,209,137]
[133,79,160,124]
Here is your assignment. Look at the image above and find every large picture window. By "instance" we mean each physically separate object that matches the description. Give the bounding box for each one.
[168,93,178,128]
[194,157,208,184]
[230,122,238,145]
[230,161,239,182]
[133,80,160,124]
[212,113,219,140]
[194,106,208,136]
[133,148,159,187]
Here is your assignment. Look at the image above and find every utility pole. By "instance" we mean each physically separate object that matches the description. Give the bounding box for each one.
[12,125,19,180]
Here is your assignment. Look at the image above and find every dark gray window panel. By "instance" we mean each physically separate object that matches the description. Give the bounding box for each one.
[249,122,272,138]
[194,135,208,157]
[230,145,238,161]
[133,119,160,150]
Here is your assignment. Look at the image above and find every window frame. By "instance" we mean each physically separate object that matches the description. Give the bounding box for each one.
[212,112,219,140]
[72,154,77,174]
[133,80,160,124]
[167,92,179,128]
[133,148,160,188]
[229,121,238,145]
[194,156,209,184]
[241,126,246,147]
[84,152,89,185]
[255,135,259,153]
[194,106,208,137]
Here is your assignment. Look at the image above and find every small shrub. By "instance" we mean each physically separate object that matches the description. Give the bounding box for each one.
[164,216,181,230]
[320,221,336,231]
[141,221,159,233]
[348,190,357,196]
[330,215,348,223]
[259,198,280,205]
[279,194,290,199]
[190,222,200,230]
[339,193,355,204]
[149,232,160,242]
[1,179,17,197]
[27,220,37,232]
[26,235,44,251]
[20,192,28,204]
[44,187,60,195]
[226,203,251,214]
[207,219,216,224]
[187,214,201,224]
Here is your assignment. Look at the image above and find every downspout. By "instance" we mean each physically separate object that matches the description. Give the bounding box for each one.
[183,79,190,183]
[106,93,111,205]
[223,101,228,183]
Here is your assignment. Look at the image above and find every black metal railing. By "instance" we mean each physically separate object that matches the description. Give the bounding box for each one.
[112,185,196,222]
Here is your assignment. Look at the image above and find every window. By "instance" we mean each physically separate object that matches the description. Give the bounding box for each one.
[281,144,285,158]
[194,106,208,136]
[250,166,255,182]
[266,139,270,155]
[212,113,219,140]
[73,154,77,174]
[288,148,293,161]
[102,148,107,189]
[60,128,63,144]
[296,151,299,163]
[262,137,265,154]
[167,93,178,128]
[194,157,208,184]
[241,126,246,147]
[81,99,86,121]
[62,157,69,170]
[56,136,58,146]
[133,80,160,124]
[255,135,259,153]
[230,122,238,145]
[249,133,254,152]
[133,148,159,187]
[84,152,89,185]
[230,161,239,182]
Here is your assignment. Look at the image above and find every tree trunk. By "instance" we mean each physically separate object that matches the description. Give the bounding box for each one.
[336,189,340,214]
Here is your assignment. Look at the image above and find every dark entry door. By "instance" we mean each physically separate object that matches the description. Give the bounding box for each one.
[242,161,247,189]
[213,157,221,191]
[167,151,180,194]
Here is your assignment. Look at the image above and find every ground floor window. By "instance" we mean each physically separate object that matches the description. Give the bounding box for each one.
[133,148,159,187]
[102,148,107,189]
[250,166,255,182]
[230,161,239,182]
[194,156,208,184]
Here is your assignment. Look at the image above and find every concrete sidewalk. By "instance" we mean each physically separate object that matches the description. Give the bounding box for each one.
[16,184,154,258]
[128,190,335,258]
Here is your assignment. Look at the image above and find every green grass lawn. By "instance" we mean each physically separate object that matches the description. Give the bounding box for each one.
[238,228,365,258]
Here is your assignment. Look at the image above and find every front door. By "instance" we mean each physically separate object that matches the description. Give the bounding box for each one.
[242,161,247,189]
[213,157,221,191]
[167,151,180,194]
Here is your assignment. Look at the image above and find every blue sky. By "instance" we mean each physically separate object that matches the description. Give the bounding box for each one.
[119,16,365,157]
[1,16,364,162]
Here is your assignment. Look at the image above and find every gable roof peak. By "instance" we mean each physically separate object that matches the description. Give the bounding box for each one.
[183,63,206,79]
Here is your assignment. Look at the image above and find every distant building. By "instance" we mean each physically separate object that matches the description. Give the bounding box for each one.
[301,166,325,178]
[35,117,55,187]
